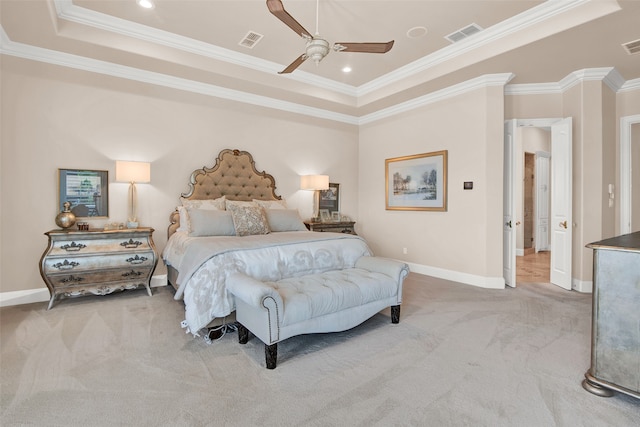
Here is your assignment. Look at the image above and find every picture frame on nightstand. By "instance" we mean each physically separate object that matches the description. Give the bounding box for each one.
[319,209,331,222]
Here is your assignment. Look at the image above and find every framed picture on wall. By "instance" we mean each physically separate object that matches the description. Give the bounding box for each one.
[385,150,448,211]
[59,169,109,218]
[319,183,340,212]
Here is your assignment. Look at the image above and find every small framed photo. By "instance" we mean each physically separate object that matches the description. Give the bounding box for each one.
[331,211,341,222]
[319,209,331,222]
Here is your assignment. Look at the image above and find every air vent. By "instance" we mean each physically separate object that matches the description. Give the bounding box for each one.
[622,39,640,55]
[445,23,483,43]
[239,31,264,49]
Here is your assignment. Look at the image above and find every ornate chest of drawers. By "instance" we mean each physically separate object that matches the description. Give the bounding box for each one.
[39,228,158,309]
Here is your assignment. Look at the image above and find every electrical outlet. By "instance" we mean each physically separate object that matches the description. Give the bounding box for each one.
[402,247,408,255]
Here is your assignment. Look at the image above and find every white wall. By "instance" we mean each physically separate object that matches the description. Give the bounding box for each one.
[358,86,506,288]
[0,56,359,296]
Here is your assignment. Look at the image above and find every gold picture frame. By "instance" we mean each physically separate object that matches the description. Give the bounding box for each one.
[385,150,448,211]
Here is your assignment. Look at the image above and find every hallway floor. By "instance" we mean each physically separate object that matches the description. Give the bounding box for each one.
[516,250,550,284]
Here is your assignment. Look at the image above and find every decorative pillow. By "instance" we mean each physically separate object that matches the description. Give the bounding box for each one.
[225,200,257,210]
[253,199,287,210]
[176,206,189,232]
[227,204,270,237]
[178,197,226,232]
[265,209,307,232]
[181,196,226,210]
[187,208,236,237]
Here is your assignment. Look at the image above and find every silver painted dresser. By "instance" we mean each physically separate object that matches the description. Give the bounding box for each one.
[40,227,157,309]
[582,231,640,399]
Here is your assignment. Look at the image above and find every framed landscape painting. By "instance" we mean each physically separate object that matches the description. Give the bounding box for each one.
[385,150,448,211]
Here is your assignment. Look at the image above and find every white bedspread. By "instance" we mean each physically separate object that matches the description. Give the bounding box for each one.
[162,231,372,334]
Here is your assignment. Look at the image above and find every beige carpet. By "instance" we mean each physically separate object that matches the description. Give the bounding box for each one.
[1,273,639,426]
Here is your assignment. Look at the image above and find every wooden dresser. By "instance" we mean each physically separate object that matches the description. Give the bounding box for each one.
[304,220,356,235]
[39,228,158,309]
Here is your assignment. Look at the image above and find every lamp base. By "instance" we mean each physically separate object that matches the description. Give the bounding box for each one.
[126,221,139,229]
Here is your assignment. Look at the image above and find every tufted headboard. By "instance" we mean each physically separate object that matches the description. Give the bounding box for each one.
[168,149,282,237]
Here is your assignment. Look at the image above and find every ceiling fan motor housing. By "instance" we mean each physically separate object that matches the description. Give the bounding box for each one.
[306,38,330,65]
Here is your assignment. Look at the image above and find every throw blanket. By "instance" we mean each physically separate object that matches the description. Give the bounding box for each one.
[163,231,372,334]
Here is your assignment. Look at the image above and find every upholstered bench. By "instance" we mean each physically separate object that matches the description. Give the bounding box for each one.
[227,256,409,369]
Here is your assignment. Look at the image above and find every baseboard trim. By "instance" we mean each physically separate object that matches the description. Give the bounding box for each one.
[404,261,505,289]
[0,289,50,307]
[572,278,593,293]
[0,274,169,308]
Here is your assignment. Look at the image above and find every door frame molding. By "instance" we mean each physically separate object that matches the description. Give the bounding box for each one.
[620,114,640,234]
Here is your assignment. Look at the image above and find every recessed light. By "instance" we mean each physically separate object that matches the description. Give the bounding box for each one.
[342,66,352,73]
[407,26,428,38]
[137,0,155,9]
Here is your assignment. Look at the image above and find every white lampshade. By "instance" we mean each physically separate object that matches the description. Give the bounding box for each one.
[300,175,329,191]
[116,161,151,184]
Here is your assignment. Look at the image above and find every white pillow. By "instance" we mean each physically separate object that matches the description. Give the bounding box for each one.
[265,209,307,232]
[253,199,287,210]
[227,204,270,237]
[181,196,226,210]
[178,197,226,232]
[176,206,188,232]
[187,208,236,237]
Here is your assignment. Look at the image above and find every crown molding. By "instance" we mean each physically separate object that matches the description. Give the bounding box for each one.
[2,25,636,126]
[0,28,358,125]
[504,67,634,96]
[359,73,515,125]
[51,0,602,100]
[52,0,358,98]
[619,78,640,93]
[357,0,599,95]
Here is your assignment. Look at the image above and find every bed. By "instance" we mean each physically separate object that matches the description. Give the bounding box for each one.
[162,149,372,336]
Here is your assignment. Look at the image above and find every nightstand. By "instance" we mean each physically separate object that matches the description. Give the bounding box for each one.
[304,220,357,235]
[39,227,158,309]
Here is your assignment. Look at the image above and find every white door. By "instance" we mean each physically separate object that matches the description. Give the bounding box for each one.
[503,120,517,288]
[550,118,572,290]
[535,152,550,252]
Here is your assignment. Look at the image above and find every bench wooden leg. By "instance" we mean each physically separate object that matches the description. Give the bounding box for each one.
[238,323,249,344]
[391,305,400,324]
[265,343,278,369]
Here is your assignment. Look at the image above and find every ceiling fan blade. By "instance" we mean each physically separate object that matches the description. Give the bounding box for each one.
[266,0,313,39]
[334,41,395,54]
[278,54,308,74]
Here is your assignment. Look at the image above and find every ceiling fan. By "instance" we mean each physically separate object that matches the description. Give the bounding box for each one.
[266,0,394,74]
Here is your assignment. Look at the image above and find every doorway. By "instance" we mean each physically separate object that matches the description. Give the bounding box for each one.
[620,115,640,234]
[518,151,551,284]
[504,118,572,290]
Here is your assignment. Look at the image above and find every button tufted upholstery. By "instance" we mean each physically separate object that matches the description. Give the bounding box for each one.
[273,269,398,326]
[168,149,283,238]
[228,256,409,368]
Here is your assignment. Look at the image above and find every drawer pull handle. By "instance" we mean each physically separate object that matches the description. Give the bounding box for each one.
[126,255,148,265]
[53,260,80,270]
[60,275,84,284]
[122,270,143,278]
[61,242,87,252]
[121,239,143,249]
